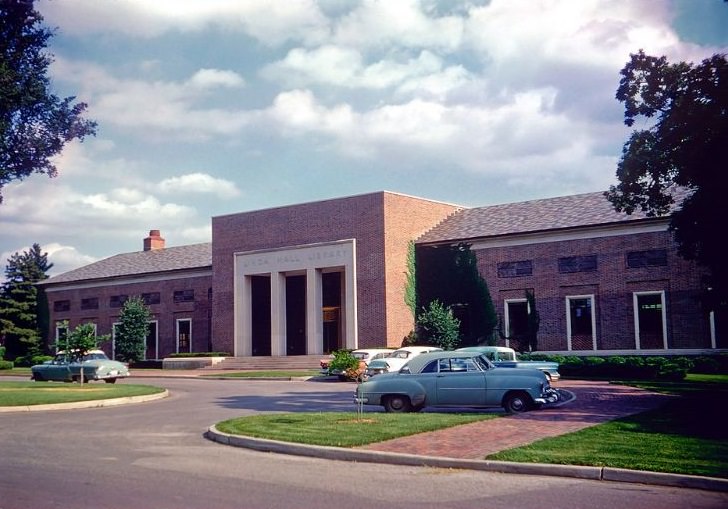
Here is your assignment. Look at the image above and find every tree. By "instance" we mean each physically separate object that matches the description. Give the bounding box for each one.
[605,50,728,308]
[416,243,497,346]
[0,0,97,203]
[416,300,461,350]
[113,296,151,364]
[404,240,416,318]
[0,243,52,361]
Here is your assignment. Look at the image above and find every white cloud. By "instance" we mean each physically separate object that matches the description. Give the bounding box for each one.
[43,243,99,278]
[39,0,331,45]
[50,59,252,140]
[188,69,246,89]
[159,173,241,199]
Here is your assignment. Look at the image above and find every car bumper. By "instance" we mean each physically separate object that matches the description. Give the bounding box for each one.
[534,387,560,405]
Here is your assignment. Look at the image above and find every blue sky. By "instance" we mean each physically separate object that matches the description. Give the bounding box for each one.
[1,0,727,277]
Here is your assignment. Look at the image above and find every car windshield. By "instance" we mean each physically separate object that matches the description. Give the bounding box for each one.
[390,350,411,359]
[82,352,109,361]
[474,355,493,370]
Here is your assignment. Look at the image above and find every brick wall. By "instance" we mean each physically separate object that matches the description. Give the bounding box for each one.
[211,191,459,353]
[472,229,712,351]
[44,274,212,358]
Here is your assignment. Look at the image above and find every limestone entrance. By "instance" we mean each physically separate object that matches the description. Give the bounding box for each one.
[234,240,357,357]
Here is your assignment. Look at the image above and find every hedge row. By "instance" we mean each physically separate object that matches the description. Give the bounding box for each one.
[520,353,728,380]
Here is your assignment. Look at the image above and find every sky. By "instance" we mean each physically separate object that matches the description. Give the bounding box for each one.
[1,0,727,278]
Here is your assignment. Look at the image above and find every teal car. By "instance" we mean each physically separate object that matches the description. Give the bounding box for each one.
[456,346,561,381]
[354,350,559,413]
[31,350,130,384]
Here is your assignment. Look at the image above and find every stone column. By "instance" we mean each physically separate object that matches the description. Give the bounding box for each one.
[270,271,287,356]
[306,268,323,355]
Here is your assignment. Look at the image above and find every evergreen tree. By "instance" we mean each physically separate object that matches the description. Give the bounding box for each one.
[114,296,151,363]
[0,243,52,360]
[416,243,497,346]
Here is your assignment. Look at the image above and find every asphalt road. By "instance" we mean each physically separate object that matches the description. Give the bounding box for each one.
[0,377,726,509]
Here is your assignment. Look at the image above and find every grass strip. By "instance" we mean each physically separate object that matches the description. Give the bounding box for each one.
[0,381,165,406]
[202,370,320,378]
[216,412,498,447]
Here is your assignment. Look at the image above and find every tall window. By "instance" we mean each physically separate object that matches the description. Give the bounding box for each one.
[504,299,528,350]
[145,321,159,360]
[566,295,596,350]
[176,319,192,354]
[55,322,69,350]
[633,291,667,349]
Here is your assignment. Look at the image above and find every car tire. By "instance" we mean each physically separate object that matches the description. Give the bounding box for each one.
[383,394,412,413]
[503,391,532,414]
[104,378,117,384]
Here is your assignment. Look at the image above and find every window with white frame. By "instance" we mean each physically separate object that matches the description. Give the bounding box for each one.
[176,319,192,353]
[504,299,528,349]
[566,295,596,350]
[112,323,120,360]
[55,322,69,351]
[633,291,667,350]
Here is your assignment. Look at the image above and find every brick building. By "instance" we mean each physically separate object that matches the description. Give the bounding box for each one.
[38,190,725,361]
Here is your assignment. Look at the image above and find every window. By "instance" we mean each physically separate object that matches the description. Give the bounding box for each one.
[53,300,70,312]
[173,289,195,303]
[80,297,99,310]
[498,260,533,278]
[627,249,667,268]
[55,322,68,348]
[110,295,128,308]
[504,299,529,349]
[176,318,192,353]
[633,291,667,349]
[566,295,596,351]
[559,255,597,273]
[142,292,160,305]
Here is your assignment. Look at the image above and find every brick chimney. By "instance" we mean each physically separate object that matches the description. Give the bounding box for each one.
[143,230,165,251]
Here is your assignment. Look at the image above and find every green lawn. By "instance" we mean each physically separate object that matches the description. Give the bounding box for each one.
[486,375,728,478]
[216,412,498,447]
[202,370,321,378]
[0,381,165,406]
[215,374,728,478]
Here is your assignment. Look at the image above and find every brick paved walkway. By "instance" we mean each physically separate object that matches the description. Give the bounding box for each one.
[357,380,672,459]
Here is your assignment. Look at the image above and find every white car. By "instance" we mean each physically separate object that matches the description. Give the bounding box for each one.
[364,346,443,379]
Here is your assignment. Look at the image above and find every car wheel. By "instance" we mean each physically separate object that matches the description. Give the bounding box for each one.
[104,378,117,384]
[503,391,531,414]
[383,394,412,413]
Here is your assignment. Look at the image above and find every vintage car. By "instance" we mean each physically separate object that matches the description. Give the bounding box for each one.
[355,350,559,413]
[456,346,561,381]
[31,350,130,383]
[363,345,443,379]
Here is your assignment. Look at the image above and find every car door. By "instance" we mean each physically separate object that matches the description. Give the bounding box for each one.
[435,357,486,406]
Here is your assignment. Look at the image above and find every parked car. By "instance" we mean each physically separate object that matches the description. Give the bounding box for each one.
[320,348,395,377]
[31,350,130,383]
[363,345,443,379]
[355,350,559,413]
[456,346,561,381]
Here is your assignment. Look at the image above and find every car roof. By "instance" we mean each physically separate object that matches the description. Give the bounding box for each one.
[353,348,394,354]
[402,350,483,372]
[457,346,512,352]
[393,346,443,353]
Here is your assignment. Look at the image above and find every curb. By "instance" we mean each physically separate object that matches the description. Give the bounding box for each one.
[204,425,728,493]
[0,389,169,413]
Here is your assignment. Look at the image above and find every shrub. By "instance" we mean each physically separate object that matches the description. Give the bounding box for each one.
[0,360,14,370]
[691,356,720,374]
[0,346,5,359]
[328,350,363,380]
[417,300,461,350]
[31,355,53,365]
